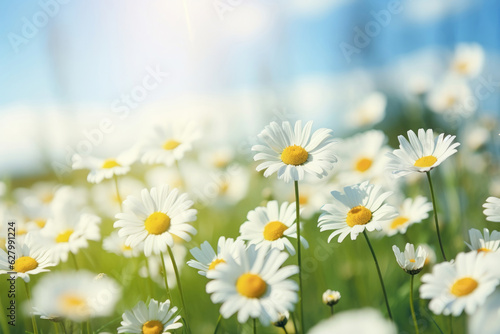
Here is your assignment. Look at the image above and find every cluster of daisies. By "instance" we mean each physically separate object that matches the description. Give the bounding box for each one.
[1,116,500,334]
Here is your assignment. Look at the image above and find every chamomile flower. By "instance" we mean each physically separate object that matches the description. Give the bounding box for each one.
[335,130,390,186]
[420,251,500,316]
[386,129,460,177]
[426,78,475,115]
[239,201,308,255]
[0,234,55,282]
[102,231,141,258]
[187,236,245,276]
[318,181,397,243]
[32,270,121,322]
[91,177,144,218]
[483,197,500,222]
[345,92,387,129]
[206,245,299,325]
[381,196,432,236]
[322,289,341,306]
[465,228,500,253]
[450,43,484,78]
[140,120,201,167]
[392,243,427,275]
[72,148,137,184]
[114,185,197,256]
[117,299,182,334]
[252,120,337,183]
[309,308,397,334]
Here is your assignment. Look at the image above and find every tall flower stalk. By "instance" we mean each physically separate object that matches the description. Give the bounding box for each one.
[294,181,305,333]
[168,245,190,334]
[426,171,447,261]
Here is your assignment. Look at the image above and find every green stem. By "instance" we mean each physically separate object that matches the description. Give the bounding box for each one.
[290,312,299,334]
[87,320,91,334]
[213,314,222,334]
[24,281,39,334]
[294,180,305,333]
[426,171,447,261]
[449,315,453,334]
[159,252,172,299]
[253,318,257,334]
[410,275,419,334]
[70,252,79,270]
[363,231,393,320]
[330,305,334,316]
[54,321,60,334]
[282,325,289,334]
[59,321,68,334]
[167,245,190,334]
[114,175,123,212]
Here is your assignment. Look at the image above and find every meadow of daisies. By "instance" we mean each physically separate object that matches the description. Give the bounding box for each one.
[1,44,500,334]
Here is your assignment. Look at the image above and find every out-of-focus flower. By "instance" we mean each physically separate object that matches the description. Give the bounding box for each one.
[0,233,55,282]
[117,299,182,334]
[322,289,341,306]
[469,290,500,334]
[140,120,201,167]
[72,148,137,184]
[252,120,337,183]
[484,197,500,222]
[420,251,499,316]
[91,177,144,217]
[272,311,289,328]
[318,181,396,242]
[386,129,460,178]
[335,130,390,186]
[345,92,386,128]
[114,185,197,256]
[465,228,500,253]
[206,245,298,325]
[420,244,437,266]
[187,237,245,276]
[32,270,121,322]
[102,231,141,258]
[426,78,475,115]
[381,196,432,236]
[308,308,397,334]
[392,243,427,275]
[139,247,186,288]
[450,43,485,78]
[239,200,308,256]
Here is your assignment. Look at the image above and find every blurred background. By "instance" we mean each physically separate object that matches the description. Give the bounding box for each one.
[1,0,500,179]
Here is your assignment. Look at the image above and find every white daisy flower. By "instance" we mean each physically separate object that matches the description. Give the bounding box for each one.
[114,185,197,256]
[420,244,437,267]
[140,120,201,167]
[483,197,500,222]
[0,233,55,282]
[187,236,245,276]
[252,120,337,183]
[239,200,308,255]
[309,308,397,334]
[468,290,500,334]
[345,92,387,129]
[32,270,121,322]
[72,148,137,184]
[318,181,397,243]
[392,243,427,275]
[465,228,500,253]
[386,129,460,178]
[335,130,390,186]
[322,289,341,306]
[450,43,484,78]
[420,251,500,316]
[102,231,142,258]
[206,245,299,325]
[91,177,144,218]
[381,196,432,236]
[426,78,475,115]
[117,299,182,334]
[139,247,186,288]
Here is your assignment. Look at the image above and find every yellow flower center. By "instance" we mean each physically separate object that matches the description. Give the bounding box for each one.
[219,181,229,194]
[390,216,409,230]
[299,195,309,205]
[414,155,437,168]
[263,221,288,241]
[346,206,372,227]
[121,244,132,252]
[34,219,46,228]
[209,258,226,270]
[145,212,171,235]
[59,293,89,315]
[41,192,54,204]
[409,259,416,263]
[236,273,267,298]
[455,62,469,74]
[450,277,478,297]
[56,229,74,243]
[163,139,181,150]
[355,157,373,172]
[281,145,309,166]
[17,228,28,236]
[142,320,164,334]
[477,248,491,253]
[101,159,120,169]
[14,256,38,273]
